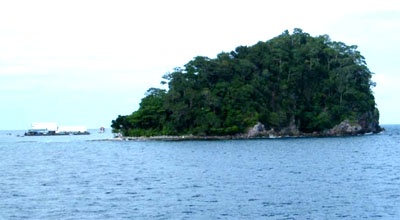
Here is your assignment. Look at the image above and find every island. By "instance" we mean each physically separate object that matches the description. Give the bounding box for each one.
[111,29,382,139]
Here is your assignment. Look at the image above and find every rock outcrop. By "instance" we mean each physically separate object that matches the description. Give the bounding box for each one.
[247,122,266,137]
[246,121,300,138]
[325,120,362,136]
[246,117,383,138]
[358,111,382,133]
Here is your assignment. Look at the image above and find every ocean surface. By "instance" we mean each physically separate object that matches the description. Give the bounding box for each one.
[0,126,399,219]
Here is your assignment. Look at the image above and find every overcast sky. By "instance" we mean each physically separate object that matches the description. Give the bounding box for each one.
[1,0,399,130]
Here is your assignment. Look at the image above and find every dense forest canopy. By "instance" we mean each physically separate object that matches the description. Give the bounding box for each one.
[112,29,381,137]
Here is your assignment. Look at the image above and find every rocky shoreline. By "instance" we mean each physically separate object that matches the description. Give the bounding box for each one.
[110,120,383,141]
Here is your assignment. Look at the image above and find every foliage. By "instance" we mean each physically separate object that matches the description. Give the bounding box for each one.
[111,29,379,136]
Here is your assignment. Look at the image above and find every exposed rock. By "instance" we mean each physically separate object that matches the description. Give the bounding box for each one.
[279,117,300,136]
[280,126,301,136]
[247,122,266,137]
[242,116,383,139]
[327,120,362,136]
[358,111,383,133]
[247,121,301,138]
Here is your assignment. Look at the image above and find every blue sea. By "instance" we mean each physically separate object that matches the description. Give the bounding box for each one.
[1,126,399,219]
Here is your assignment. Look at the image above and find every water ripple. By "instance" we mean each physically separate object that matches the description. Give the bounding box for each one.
[1,126,400,219]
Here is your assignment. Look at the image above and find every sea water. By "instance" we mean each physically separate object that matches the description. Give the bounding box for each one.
[0,126,399,219]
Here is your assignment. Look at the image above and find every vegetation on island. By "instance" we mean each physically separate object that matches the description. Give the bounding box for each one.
[111,29,381,137]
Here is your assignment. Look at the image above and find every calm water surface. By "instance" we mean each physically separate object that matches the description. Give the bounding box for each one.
[1,126,399,219]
